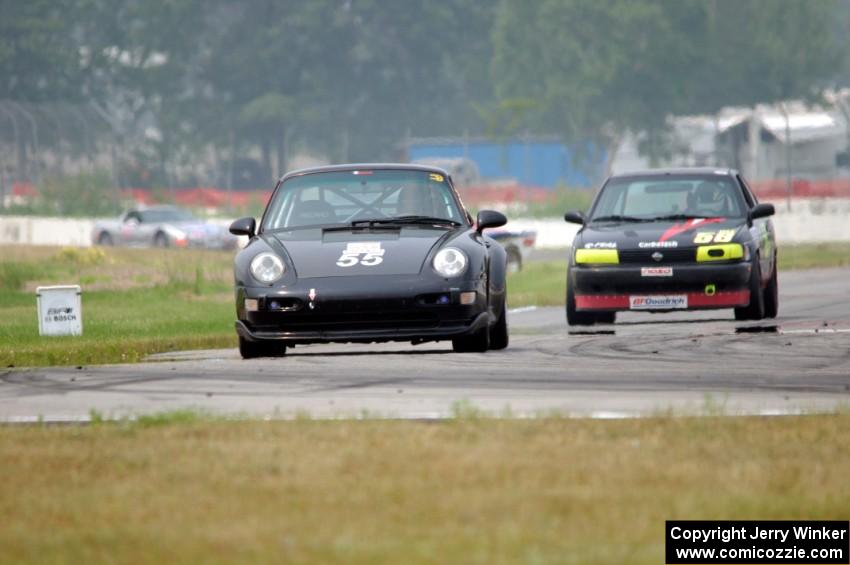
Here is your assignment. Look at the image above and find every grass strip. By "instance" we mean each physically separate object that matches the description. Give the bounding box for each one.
[777,241,850,270]
[0,414,847,564]
[0,287,235,367]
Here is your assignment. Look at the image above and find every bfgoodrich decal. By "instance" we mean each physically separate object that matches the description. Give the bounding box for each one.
[629,295,688,309]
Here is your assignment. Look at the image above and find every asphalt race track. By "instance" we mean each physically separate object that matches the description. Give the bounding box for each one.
[2,268,849,422]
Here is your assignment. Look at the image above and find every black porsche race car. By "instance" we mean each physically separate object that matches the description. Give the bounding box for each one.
[563,168,778,326]
[229,164,510,358]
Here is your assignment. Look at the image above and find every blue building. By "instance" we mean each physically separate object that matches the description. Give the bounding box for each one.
[406,137,605,188]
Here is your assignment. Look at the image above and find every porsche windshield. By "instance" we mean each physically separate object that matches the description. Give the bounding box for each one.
[590,175,747,222]
[262,169,466,230]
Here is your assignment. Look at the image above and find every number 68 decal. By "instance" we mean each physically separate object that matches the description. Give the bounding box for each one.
[694,229,735,244]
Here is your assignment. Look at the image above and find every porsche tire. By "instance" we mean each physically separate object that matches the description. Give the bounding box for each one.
[735,258,766,321]
[239,336,286,359]
[97,232,113,246]
[452,326,490,353]
[154,232,169,248]
[488,301,509,350]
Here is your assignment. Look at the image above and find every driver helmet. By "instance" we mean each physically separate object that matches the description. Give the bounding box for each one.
[690,181,728,215]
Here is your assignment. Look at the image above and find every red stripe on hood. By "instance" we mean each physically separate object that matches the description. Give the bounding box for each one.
[658,217,724,242]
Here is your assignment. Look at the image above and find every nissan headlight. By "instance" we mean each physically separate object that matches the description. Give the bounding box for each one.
[250,252,285,283]
[433,247,467,277]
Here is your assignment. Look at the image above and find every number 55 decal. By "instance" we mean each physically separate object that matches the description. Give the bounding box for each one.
[359,252,383,266]
[336,242,386,267]
[336,251,360,267]
[694,229,736,244]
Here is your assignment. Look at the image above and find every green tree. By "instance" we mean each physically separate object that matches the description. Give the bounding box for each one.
[0,0,84,102]
[197,0,497,173]
[492,0,845,162]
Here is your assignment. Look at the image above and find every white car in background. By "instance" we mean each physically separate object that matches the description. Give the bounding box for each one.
[92,205,237,249]
[486,228,537,272]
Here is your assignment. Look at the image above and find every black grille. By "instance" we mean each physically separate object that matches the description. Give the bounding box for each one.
[249,299,456,333]
[619,248,695,264]
[271,312,442,331]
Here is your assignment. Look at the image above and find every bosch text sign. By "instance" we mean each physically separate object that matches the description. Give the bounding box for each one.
[36,285,83,337]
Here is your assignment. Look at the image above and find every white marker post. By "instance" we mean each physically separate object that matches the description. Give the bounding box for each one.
[36,285,83,336]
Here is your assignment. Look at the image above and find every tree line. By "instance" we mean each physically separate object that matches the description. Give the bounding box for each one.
[0,0,846,188]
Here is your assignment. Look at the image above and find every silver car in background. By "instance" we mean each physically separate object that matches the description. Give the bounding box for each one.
[92,205,237,249]
[486,228,537,272]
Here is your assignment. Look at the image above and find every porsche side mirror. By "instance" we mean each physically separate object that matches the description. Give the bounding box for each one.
[564,210,587,225]
[477,210,508,233]
[749,203,775,222]
[229,217,256,238]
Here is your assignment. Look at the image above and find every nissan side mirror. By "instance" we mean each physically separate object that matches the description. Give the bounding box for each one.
[749,203,775,223]
[229,217,256,238]
[477,210,508,233]
[564,210,587,225]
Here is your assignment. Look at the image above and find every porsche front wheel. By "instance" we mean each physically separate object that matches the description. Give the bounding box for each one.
[489,301,509,350]
[452,325,490,353]
[239,336,287,359]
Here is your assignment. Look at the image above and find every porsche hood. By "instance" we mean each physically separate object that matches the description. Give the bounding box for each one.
[270,228,455,278]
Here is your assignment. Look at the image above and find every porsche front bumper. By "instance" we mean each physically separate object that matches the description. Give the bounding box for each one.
[235,277,489,345]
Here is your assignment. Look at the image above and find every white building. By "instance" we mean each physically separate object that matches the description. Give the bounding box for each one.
[610,93,850,181]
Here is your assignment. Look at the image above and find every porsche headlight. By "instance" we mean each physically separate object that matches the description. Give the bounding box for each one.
[433,247,467,277]
[250,252,285,283]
